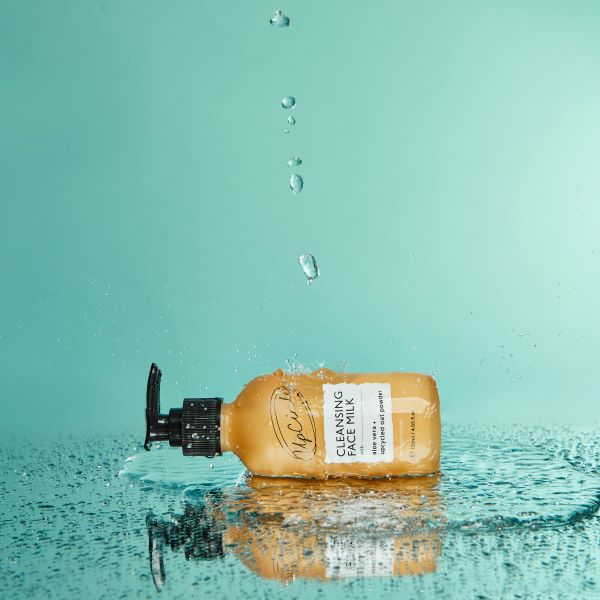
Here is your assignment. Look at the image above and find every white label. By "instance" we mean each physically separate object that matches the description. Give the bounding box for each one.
[325,535,395,578]
[323,383,393,463]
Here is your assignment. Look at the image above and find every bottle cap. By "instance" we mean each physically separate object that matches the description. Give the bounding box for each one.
[144,363,222,458]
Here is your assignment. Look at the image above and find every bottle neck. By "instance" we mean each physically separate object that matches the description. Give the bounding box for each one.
[219,402,233,453]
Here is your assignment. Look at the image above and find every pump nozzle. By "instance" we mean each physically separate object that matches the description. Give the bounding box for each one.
[143,363,223,457]
[144,363,162,450]
[144,363,180,450]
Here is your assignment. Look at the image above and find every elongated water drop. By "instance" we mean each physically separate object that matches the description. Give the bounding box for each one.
[287,115,296,126]
[270,10,290,27]
[287,157,302,167]
[298,254,319,283]
[281,96,296,109]
[289,173,303,193]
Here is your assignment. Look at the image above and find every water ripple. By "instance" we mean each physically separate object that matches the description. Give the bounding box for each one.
[124,427,600,532]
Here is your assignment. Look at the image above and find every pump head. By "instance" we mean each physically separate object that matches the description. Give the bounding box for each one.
[144,363,223,457]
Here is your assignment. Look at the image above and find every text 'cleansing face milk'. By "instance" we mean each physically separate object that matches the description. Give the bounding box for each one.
[144,363,441,478]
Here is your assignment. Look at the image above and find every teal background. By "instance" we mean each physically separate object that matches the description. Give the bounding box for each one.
[2,0,600,433]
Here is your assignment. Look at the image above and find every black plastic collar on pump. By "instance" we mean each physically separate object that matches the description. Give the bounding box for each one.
[144,363,223,457]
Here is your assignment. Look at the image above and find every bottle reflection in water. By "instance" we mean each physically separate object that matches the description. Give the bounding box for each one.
[146,475,443,587]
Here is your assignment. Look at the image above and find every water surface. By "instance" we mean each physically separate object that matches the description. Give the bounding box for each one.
[3,424,600,598]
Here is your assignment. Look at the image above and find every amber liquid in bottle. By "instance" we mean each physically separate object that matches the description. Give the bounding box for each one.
[219,368,441,478]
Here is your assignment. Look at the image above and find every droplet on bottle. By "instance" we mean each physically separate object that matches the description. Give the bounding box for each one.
[298,254,319,283]
[288,115,296,126]
[287,157,302,167]
[281,96,296,109]
[289,173,303,193]
[270,10,290,27]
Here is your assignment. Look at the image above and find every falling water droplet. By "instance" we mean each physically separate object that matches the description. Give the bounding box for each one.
[270,10,290,27]
[281,96,296,109]
[287,157,302,167]
[287,115,296,126]
[289,173,303,193]
[298,254,319,283]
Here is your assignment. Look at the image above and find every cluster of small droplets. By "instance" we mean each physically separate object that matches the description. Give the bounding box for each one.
[282,95,299,140]
[281,94,299,172]
[270,11,318,283]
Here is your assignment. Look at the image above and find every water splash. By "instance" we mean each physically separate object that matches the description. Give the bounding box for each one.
[134,428,600,588]
[289,173,304,193]
[281,96,296,109]
[298,253,319,283]
[123,445,244,490]
[125,427,600,531]
[269,10,290,27]
[287,157,302,167]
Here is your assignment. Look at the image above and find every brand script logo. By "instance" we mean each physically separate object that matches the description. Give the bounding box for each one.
[270,386,317,461]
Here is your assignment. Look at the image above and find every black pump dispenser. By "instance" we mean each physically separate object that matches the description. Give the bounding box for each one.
[144,363,222,457]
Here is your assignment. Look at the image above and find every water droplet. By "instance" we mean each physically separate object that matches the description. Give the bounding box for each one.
[289,173,303,193]
[283,128,290,134]
[287,157,302,167]
[287,115,296,126]
[270,10,290,27]
[298,254,319,283]
[281,96,296,109]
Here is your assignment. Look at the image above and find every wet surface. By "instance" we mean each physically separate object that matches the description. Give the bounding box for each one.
[3,424,600,598]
